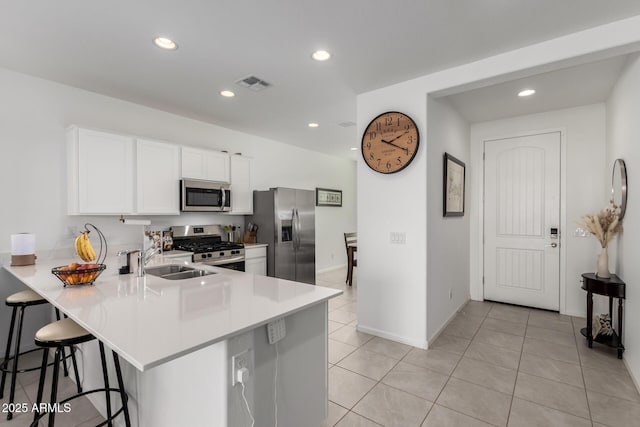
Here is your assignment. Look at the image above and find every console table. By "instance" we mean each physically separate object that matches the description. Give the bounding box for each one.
[580,273,625,359]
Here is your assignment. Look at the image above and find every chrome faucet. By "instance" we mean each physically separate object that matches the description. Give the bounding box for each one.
[117,250,140,275]
[138,247,161,277]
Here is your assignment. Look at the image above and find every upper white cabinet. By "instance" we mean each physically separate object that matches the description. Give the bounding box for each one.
[229,155,253,214]
[181,147,230,183]
[68,126,135,215]
[136,139,180,214]
[68,126,249,216]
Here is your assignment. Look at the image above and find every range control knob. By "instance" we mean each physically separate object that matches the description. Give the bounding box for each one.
[219,252,225,256]
[207,253,212,258]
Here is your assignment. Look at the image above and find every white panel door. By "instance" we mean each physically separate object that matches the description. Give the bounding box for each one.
[484,132,560,310]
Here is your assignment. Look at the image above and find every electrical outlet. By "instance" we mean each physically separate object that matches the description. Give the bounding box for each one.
[449,289,453,300]
[231,349,253,386]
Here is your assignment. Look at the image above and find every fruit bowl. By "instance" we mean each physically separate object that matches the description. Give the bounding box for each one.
[52,263,106,287]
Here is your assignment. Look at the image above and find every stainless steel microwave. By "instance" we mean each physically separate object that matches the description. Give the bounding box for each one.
[180,179,231,212]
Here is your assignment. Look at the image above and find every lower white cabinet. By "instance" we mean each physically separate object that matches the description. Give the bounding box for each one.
[244,245,267,276]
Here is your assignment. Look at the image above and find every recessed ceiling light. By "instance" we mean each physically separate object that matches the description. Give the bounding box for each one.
[311,50,331,61]
[220,90,235,98]
[518,89,536,97]
[308,123,319,128]
[153,37,178,50]
[350,147,358,151]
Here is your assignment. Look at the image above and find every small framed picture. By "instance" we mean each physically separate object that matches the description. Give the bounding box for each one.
[443,153,465,217]
[316,188,342,207]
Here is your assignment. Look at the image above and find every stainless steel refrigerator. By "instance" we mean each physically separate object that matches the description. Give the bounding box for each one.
[249,188,316,284]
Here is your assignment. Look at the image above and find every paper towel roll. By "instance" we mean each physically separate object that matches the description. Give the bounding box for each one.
[11,233,35,255]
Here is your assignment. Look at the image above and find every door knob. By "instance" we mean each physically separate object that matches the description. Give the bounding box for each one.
[545,242,558,248]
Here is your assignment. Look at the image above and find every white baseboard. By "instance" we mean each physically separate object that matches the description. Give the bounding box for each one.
[356,324,428,350]
[427,298,469,347]
[624,358,640,394]
[316,264,347,274]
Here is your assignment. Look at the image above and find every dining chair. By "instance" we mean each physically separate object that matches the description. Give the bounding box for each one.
[344,232,357,286]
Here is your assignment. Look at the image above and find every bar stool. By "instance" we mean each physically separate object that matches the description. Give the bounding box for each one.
[0,290,80,421]
[31,318,131,427]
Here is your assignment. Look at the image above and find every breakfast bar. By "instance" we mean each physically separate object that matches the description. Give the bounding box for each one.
[4,256,341,426]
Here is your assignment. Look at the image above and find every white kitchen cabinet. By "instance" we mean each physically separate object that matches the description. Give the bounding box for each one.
[67,126,135,215]
[136,139,180,214]
[229,155,253,214]
[244,245,267,276]
[181,146,230,183]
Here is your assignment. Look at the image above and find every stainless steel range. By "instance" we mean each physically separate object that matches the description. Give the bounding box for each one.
[170,225,245,271]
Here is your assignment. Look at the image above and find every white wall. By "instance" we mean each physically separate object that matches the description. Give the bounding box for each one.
[606,53,640,387]
[356,15,640,347]
[0,66,356,352]
[426,97,470,340]
[356,86,428,348]
[469,104,608,317]
[0,66,355,267]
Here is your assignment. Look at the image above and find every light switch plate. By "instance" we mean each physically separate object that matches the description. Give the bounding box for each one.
[390,232,406,244]
[575,227,589,237]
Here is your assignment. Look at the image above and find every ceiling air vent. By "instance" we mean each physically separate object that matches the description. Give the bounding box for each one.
[235,75,272,92]
[338,121,356,128]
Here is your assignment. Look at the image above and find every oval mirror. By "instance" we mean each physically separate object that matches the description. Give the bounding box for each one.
[611,158,628,221]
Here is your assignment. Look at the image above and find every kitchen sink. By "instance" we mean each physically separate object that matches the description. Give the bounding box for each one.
[146,265,216,280]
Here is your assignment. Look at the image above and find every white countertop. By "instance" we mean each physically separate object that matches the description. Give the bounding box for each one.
[4,255,341,371]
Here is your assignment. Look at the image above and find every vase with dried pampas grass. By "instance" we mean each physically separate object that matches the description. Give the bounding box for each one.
[578,202,623,278]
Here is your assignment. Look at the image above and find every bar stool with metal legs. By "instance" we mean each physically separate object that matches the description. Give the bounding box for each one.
[31,318,131,427]
[0,290,81,421]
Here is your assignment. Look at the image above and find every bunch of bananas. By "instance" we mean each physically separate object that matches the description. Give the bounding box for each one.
[75,231,97,262]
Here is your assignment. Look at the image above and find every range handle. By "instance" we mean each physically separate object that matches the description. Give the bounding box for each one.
[205,256,245,266]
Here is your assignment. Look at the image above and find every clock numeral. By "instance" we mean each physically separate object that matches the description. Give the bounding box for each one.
[386,160,392,170]
[397,117,401,127]
[408,135,414,144]
[385,117,393,126]
[369,131,377,140]
[404,123,411,130]
[369,152,374,160]
[397,157,402,165]
[366,141,371,149]
[376,122,381,132]
[377,158,381,167]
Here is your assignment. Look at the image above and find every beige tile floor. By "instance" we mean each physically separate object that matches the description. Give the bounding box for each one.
[3,268,638,427]
[317,267,640,427]
[0,349,107,427]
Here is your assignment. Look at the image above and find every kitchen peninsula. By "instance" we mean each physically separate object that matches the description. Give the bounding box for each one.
[4,256,341,427]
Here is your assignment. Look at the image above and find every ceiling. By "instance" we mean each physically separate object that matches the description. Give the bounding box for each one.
[445,56,629,123]
[2,1,640,159]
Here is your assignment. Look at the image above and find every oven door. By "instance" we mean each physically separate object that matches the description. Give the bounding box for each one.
[204,256,245,272]
[181,179,231,212]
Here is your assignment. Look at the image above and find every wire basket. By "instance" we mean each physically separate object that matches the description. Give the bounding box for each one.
[52,263,106,287]
[52,223,109,286]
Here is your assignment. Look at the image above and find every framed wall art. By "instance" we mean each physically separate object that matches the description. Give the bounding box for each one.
[443,153,465,217]
[316,188,342,207]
